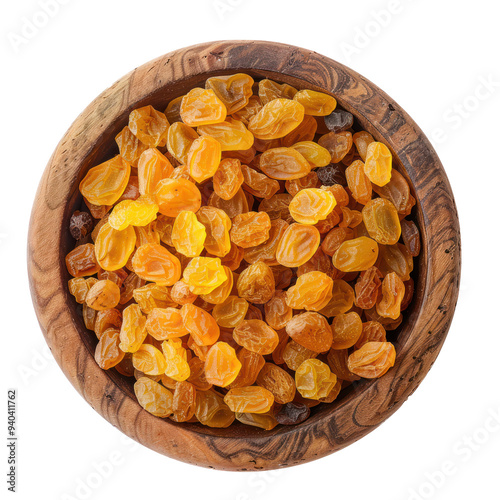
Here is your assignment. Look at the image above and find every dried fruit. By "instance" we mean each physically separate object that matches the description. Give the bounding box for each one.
[355,321,387,349]
[171,210,206,257]
[283,340,318,371]
[94,223,136,271]
[196,206,232,257]
[200,265,233,305]
[181,303,220,346]
[116,127,147,165]
[164,96,183,124]
[198,118,254,151]
[80,156,131,206]
[289,188,337,225]
[327,349,360,381]
[86,280,121,311]
[259,147,311,180]
[95,328,124,369]
[295,359,337,400]
[290,142,331,167]
[224,386,274,413]
[69,277,97,304]
[129,105,169,147]
[241,164,280,200]
[213,158,244,200]
[276,402,310,425]
[132,344,167,376]
[155,178,201,217]
[401,219,421,257]
[204,342,242,387]
[324,109,354,133]
[183,256,227,294]
[286,271,333,311]
[259,79,297,104]
[316,164,347,186]
[206,73,254,114]
[243,219,288,266]
[364,142,392,186]
[66,244,100,277]
[256,363,296,404]
[237,262,275,304]
[145,307,189,340]
[362,198,401,245]
[376,272,405,319]
[345,160,372,205]
[331,312,363,349]
[166,122,199,163]
[347,342,396,378]
[195,390,235,427]
[119,304,147,353]
[233,320,279,355]
[264,290,293,330]
[187,135,222,183]
[171,381,197,422]
[293,89,337,116]
[162,338,190,381]
[133,283,176,314]
[235,411,278,430]
[212,296,249,328]
[318,131,353,163]
[132,243,181,286]
[187,357,212,391]
[229,348,265,389]
[134,377,173,417]
[332,236,379,272]
[208,187,249,218]
[180,88,226,127]
[377,243,413,281]
[286,312,333,352]
[321,227,354,256]
[230,211,271,248]
[355,266,383,309]
[319,280,355,317]
[108,196,159,231]
[70,211,94,240]
[276,223,321,267]
[248,98,304,140]
[68,78,419,430]
[353,131,374,161]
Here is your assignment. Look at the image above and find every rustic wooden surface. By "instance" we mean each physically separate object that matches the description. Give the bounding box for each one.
[27,40,461,471]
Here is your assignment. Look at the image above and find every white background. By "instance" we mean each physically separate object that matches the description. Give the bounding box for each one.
[2,0,499,499]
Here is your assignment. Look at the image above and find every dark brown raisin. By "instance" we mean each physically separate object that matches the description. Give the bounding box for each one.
[324,109,354,133]
[275,402,311,425]
[70,211,94,240]
[316,164,347,186]
[400,277,414,312]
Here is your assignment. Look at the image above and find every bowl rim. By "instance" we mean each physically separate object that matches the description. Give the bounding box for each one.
[28,40,461,471]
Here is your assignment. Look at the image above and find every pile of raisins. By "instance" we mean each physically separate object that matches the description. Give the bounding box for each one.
[65,74,419,429]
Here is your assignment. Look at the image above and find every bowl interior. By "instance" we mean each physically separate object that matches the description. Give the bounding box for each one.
[61,68,426,439]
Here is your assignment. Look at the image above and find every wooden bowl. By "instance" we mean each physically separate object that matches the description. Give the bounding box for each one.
[28,40,461,471]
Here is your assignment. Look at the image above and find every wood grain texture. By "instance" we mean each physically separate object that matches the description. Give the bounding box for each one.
[27,40,461,471]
